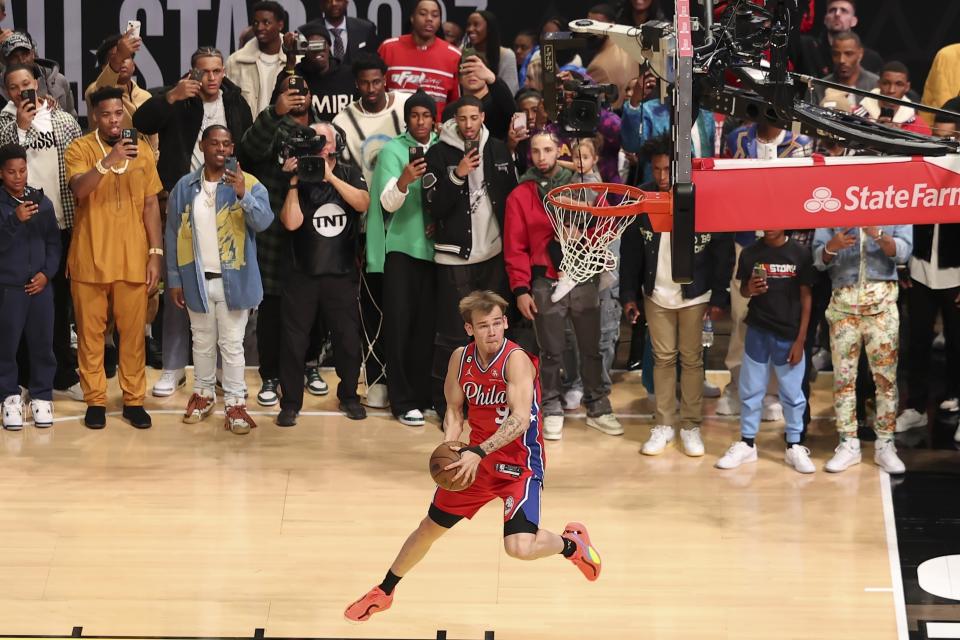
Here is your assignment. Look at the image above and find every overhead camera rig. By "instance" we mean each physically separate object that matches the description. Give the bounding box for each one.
[568,0,960,282]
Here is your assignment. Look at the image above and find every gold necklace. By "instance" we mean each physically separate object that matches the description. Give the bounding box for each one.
[95,130,130,175]
[200,176,218,208]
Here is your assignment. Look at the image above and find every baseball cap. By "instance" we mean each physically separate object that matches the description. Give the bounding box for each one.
[1,32,35,59]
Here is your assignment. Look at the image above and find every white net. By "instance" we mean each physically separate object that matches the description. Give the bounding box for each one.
[544,184,642,285]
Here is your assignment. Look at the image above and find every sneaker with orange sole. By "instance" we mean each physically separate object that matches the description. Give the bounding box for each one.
[344,585,393,623]
[562,522,601,581]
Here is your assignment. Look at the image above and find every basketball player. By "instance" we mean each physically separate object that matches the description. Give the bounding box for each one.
[344,290,601,623]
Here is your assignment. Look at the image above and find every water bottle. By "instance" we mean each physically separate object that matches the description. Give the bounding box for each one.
[702,316,714,349]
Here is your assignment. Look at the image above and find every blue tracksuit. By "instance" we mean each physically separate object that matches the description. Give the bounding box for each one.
[0,189,60,400]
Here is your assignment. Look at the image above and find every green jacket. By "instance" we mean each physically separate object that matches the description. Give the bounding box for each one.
[366,131,437,273]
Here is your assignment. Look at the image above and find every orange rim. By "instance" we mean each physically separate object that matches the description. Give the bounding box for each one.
[545,183,673,217]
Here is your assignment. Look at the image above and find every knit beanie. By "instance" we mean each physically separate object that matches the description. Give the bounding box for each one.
[404,88,437,121]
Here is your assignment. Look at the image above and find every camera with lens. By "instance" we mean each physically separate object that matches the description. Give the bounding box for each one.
[557,78,618,136]
[281,130,329,183]
[281,131,327,161]
[288,33,327,56]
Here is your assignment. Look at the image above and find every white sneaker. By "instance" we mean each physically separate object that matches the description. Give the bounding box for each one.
[939,397,959,413]
[398,409,425,427]
[562,388,583,411]
[716,385,740,416]
[152,369,186,397]
[874,440,906,474]
[954,422,960,444]
[895,408,927,433]
[812,348,832,371]
[825,438,862,473]
[703,380,722,398]
[585,413,624,436]
[761,395,783,422]
[30,399,53,428]
[550,274,577,303]
[543,415,564,440]
[363,383,389,409]
[641,425,675,455]
[3,395,24,431]
[715,441,757,469]
[54,382,84,402]
[785,444,816,474]
[679,427,705,457]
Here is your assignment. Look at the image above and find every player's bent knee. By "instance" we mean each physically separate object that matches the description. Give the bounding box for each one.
[503,535,537,560]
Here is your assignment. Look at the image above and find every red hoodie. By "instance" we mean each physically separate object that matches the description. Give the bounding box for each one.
[504,180,560,294]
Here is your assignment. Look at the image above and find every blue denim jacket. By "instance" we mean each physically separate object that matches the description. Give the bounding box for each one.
[812,226,913,289]
[165,168,273,313]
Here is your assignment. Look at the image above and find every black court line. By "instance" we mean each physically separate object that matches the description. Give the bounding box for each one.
[0,631,494,640]
[890,471,960,639]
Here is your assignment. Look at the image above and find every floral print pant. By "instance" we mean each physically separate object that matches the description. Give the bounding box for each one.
[825,299,899,440]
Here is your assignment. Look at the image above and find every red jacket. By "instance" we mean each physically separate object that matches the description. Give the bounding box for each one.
[504,181,559,295]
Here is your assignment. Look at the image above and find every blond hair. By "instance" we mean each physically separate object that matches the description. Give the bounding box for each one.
[571,135,601,158]
[459,290,509,323]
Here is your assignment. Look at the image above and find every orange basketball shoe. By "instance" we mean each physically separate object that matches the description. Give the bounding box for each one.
[562,522,601,581]
[344,586,394,623]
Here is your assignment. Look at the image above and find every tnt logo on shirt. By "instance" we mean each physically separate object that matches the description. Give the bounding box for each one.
[759,263,797,278]
[312,203,348,237]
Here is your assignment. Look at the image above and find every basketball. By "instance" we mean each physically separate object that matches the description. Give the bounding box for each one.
[430,441,470,491]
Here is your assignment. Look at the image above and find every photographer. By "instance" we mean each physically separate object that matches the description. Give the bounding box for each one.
[238,77,319,407]
[276,122,369,426]
[1,32,76,118]
[135,47,252,398]
[367,90,439,427]
[164,126,272,435]
[0,144,60,431]
[274,24,357,121]
[441,54,515,140]
[423,95,516,414]
[0,64,83,401]
[66,87,164,430]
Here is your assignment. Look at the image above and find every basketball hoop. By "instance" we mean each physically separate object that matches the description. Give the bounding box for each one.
[543,182,672,291]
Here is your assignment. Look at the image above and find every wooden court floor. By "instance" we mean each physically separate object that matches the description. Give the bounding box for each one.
[0,369,901,640]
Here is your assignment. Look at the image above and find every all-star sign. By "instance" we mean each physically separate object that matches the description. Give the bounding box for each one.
[692,155,960,232]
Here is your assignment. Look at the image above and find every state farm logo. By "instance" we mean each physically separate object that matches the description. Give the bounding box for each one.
[803,183,960,213]
[804,187,841,213]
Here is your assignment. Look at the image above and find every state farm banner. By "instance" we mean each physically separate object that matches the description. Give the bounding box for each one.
[692,155,960,232]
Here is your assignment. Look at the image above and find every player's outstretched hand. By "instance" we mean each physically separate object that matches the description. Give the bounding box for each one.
[446,447,482,487]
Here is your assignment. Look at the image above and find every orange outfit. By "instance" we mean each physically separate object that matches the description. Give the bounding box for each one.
[65,132,162,406]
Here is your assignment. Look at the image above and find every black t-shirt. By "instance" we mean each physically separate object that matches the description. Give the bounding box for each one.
[272,61,358,121]
[736,238,815,341]
[291,162,367,276]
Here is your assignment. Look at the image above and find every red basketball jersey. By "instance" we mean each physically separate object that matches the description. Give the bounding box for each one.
[457,339,546,477]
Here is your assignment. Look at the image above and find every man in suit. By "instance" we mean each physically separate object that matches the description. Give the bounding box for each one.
[301,0,378,66]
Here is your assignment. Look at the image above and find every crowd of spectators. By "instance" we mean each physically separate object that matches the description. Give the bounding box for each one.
[1,0,960,476]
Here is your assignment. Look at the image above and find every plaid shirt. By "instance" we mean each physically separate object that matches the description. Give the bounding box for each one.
[237,107,307,297]
[0,106,82,229]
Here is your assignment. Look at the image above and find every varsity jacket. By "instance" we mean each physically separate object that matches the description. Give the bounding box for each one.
[913,224,960,270]
[423,121,517,261]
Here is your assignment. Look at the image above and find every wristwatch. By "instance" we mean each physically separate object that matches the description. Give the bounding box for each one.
[148,247,164,256]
